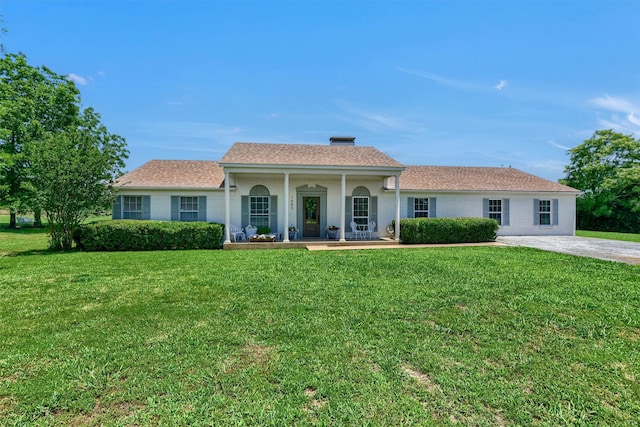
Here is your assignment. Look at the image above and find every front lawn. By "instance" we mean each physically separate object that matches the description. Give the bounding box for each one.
[577,229,640,243]
[1,229,639,425]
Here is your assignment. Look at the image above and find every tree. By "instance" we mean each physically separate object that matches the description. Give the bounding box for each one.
[0,52,80,227]
[561,130,640,232]
[26,108,128,250]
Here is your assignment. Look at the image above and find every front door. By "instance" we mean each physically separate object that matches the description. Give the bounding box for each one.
[303,197,320,237]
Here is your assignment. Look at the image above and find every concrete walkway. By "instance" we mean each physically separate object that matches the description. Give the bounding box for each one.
[498,236,640,265]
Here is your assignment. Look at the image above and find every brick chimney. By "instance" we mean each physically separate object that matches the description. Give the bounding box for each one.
[329,136,355,146]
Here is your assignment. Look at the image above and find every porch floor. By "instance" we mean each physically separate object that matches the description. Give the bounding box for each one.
[223,237,400,250]
[224,238,502,251]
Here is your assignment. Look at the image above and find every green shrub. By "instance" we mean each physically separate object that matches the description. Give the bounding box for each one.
[399,217,498,244]
[76,220,224,251]
[257,226,271,234]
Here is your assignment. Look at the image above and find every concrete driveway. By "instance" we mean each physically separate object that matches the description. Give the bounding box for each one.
[498,236,640,265]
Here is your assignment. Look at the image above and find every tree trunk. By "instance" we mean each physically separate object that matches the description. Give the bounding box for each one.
[33,209,43,228]
[9,211,17,229]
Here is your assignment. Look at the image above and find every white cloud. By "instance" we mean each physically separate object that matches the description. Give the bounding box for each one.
[335,101,411,133]
[68,73,88,85]
[591,95,636,113]
[396,66,508,93]
[395,66,481,91]
[591,95,640,136]
[494,80,507,90]
[548,140,570,151]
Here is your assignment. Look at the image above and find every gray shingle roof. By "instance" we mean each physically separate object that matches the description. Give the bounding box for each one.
[393,166,578,192]
[114,150,578,194]
[114,160,225,189]
[220,142,404,168]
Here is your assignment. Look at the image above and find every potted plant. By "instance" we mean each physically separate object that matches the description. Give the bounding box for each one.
[249,226,275,242]
[288,225,297,240]
[326,225,339,239]
[249,234,276,242]
[257,226,271,235]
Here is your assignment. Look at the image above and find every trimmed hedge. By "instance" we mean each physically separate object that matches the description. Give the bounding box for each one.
[75,220,224,251]
[399,217,498,244]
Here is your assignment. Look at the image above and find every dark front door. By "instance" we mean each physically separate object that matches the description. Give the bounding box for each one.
[303,197,320,237]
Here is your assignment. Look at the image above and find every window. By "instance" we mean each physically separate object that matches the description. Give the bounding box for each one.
[249,185,270,229]
[408,197,436,218]
[352,186,371,226]
[180,196,199,222]
[171,196,205,222]
[123,196,142,219]
[488,199,502,225]
[483,198,509,226]
[414,198,429,218]
[250,196,270,228]
[353,196,369,226]
[538,199,551,225]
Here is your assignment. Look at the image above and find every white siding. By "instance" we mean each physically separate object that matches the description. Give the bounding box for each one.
[117,185,576,237]
[115,190,226,223]
[399,192,576,236]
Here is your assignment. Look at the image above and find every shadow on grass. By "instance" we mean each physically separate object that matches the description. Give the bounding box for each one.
[0,224,49,234]
[2,248,62,257]
[0,224,60,256]
[1,217,111,256]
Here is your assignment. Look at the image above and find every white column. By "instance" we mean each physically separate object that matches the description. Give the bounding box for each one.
[395,174,401,241]
[340,173,346,242]
[224,172,231,244]
[283,172,290,242]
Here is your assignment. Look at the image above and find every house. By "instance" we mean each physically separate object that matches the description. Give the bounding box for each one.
[113,137,579,243]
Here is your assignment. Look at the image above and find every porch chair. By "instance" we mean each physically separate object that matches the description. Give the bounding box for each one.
[350,221,364,240]
[363,221,376,239]
[229,225,246,242]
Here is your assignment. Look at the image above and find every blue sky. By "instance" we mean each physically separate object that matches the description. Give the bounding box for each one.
[2,0,639,181]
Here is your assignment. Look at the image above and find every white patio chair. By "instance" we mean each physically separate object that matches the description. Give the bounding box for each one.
[364,221,376,239]
[350,221,364,240]
[229,225,246,242]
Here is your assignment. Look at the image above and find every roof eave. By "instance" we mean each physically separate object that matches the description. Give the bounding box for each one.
[114,185,226,191]
[387,188,580,194]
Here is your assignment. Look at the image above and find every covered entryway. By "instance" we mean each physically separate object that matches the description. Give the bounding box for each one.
[297,185,327,239]
[303,197,321,237]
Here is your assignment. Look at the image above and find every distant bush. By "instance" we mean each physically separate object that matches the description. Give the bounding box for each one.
[399,217,498,244]
[75,220,224,251]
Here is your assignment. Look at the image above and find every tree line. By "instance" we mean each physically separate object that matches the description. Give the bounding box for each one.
[561,130,640,233]
[0,51,128,250]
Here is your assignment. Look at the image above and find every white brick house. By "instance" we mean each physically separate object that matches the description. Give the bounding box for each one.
[113,137,579,242]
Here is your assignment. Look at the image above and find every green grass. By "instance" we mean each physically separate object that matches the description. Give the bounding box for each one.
[0,214,111,255]
[0,224,51,256]
[577,230,640,243]
[1,227,639,425]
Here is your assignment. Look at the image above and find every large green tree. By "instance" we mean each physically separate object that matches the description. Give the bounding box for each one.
[0,52,80,227]
[26,108,128,250]
[561,129,640,232]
